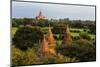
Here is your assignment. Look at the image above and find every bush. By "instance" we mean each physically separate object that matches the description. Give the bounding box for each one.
[42,54,79,64]
[12,20,18,27]
[12,45,40,66]
[13,26,44,50]
[70,30,80,33]
[79,33,91,40]
[21,48,41,65]
[59,34,64,40]
[88,23,96,34]
[56,39,96,62]
[52,24,66,34]
[12,45,24,66]
[72,36,80,40]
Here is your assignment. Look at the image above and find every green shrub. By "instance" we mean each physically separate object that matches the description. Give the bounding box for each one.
[56,39,96,62]
[70,30,80,33]
[52,24,66,34]
[79,33,91,40]
[72,36,80,40]
[12,45,41,66]
[42,54,79,64]
[13,26,44,50]
[12,45,24,66]
[21,48,41,65]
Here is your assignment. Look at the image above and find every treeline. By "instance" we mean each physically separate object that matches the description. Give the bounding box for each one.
[12,18,96,34]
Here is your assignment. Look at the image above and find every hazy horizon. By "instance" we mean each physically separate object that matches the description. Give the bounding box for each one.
[12,1,96,20]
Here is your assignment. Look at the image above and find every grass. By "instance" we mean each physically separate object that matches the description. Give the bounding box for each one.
[71,33,79,37]
[89,34,96,39]
[70,28,84,32]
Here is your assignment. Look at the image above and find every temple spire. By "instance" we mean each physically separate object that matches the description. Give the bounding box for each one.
[39,10,42,16]
[36,10,46,20]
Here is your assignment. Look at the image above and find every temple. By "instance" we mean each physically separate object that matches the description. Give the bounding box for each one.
[36,10,46,20]
[39,35,49,56]
[39,25,56,57]
[38,20,72,57]
[62,24,72,46]
[39,24,72,56]
[46,25,56,55]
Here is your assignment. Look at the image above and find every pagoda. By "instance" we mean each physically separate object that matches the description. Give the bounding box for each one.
[46,25,56,46]
[62,24,72,46]
[46,25,56,55]
[39,35,49,56]
[36,10,46,20]
[39,25,56,57]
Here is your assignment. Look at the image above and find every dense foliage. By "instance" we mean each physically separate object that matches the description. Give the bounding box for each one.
[12,45,40,66]
[13,26,44,50]
[12,45,80,66]
[56,39,96,62]
[79,33,91,40]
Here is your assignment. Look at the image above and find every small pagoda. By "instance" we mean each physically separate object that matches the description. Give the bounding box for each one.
[39,25,56,57]
[62,24,72,46]
[46,25,56,55]
[39,35,49,57]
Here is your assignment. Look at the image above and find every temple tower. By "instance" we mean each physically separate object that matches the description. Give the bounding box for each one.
[46,25,56,45]
[39,25,56,57]
[39,35,49,56]
[36,10,46,20]
[46,25,56,55]
[62,24,72,46]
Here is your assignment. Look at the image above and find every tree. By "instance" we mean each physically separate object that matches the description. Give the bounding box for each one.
[21,48,41,65]
[42,54,79,64]
[23,18,33,26]
[12,45,41,66]
[56,39,96,62]
[12,45,24,66]
[88,23,96,34]
[12,18,24,27]
[52,24,66,34]
[52,24,67,40]
[79,33,91,40]
[70,20,84,28]
[12,20,18,27]
[13,26,44,50]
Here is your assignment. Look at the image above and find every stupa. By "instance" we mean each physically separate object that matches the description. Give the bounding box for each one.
[39,25,56,57]
[62,24,72,46]
[36,10,46,20]
[46,25,56,55]
[39,35,49,56]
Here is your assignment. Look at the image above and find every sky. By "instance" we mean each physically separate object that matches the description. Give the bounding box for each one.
[12,1,95,20]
